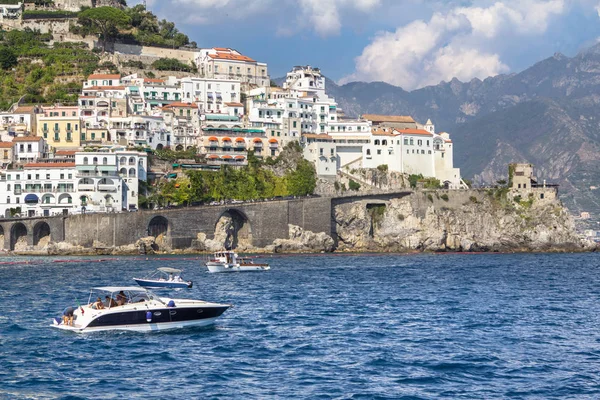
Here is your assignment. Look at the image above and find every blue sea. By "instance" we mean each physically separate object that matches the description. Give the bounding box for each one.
[1,252,600,399]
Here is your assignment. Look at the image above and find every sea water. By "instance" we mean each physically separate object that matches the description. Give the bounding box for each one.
[1,252,600,399]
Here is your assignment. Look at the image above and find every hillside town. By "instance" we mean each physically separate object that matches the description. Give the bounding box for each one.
[0,58,465,218]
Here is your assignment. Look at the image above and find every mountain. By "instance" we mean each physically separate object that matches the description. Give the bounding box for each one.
[279,44,600,216]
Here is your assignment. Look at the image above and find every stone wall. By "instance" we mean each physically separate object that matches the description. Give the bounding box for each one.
[111,43,196,65]
[63,197,332,250]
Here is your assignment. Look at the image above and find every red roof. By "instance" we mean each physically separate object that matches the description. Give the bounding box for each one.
[55,150,77,155]
[221,137,231,142]
[208,136,218,141]
[208,154,219,159]
[12,136,41,142]
[0,142,13,148]
[253,138,263,143]
[397,129,433,136]
[235,155,245,160]
[209,52,255,62]
[235,137,245,142]
[221,155,232,159]
[268,138,278,143]
[88,74,120,80]
[143,78,165,84]
[225,102,244,107]
[24,162,75,168]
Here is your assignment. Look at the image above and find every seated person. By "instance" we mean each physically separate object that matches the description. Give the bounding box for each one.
[104,295,118,308]
[91,297,104,310]
[116,291,128,306]
[62,306,75,326]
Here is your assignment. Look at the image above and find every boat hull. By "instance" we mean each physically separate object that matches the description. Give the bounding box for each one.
[52,303,229,333]
[207,263,270,273]
[133,278,192,289]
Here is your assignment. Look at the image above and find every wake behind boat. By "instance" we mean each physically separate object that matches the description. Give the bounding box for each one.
[51,286,230,333]
[206,251,270,273]
[133,267,192,289]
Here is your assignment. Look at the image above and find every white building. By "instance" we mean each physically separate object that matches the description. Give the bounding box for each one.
[180,77,242,114]
[195,48,269,87]
[13,136,46,163]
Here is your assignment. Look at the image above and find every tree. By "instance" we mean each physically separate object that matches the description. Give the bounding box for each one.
[0,47,17,70]
[285,159,316,196]
[78,7,131,52]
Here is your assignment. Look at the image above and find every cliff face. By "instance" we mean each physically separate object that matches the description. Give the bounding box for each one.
[334,190,592,253]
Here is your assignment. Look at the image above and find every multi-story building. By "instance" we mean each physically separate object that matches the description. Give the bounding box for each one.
[0,105,39,141]
[83,74,122,89]
[13,136,46,163]
[180,76,241,113]
[36,106,81,150]
[0,141,13,166]
[195,48,269,88]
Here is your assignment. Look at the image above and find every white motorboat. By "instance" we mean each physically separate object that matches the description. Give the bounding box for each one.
[206,251,270,273]
[133,267,193,289]
[51,286,230,333]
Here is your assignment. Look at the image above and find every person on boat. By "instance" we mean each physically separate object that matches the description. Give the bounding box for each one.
[116,291,127,306]
[168,273,174,281]
[92,297,104,310]
[62,306,75,326]
[104,296,118,308]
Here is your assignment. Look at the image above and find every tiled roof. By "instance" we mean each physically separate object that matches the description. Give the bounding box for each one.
[88,74,121,80]
[209,52,255,62]
[24,162,75,168]
[371,128,397,136]
[55,150,77,155]
[12,136,41,142]
[0,142,13,148]
[13,106,36,113]
[143,78,165,83]
[362,114,416,123]
[397,128,433,136]
[225,102,244,107]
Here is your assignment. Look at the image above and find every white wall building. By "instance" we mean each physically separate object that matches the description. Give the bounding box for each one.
[195,48,269,87]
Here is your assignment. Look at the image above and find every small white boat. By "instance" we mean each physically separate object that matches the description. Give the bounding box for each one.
[133,267,192,289]
[51,286,230,333]
[206,251,270,273]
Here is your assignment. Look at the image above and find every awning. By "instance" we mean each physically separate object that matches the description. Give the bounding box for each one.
[235,137,245,142]
[207,93,213,98]
[216,93,222,98]
[208,136,218,141]
[221,155,232,159]
[253,138,263,143]
[268,138,278,143]
[208,154,219,159]
[222,137,232,141]
[235,155,245,160]
[25,194,39,203]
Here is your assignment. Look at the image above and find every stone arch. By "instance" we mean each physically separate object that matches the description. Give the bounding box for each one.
[175,144,184,151]
[156,144,164,150]
[148,216,169,249]
[214,208,252,250]
[33,221,51,248]
[10,222,27,251]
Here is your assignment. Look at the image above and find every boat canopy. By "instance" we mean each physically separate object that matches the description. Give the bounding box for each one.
[92,286,148,292]
[157,267,182,273]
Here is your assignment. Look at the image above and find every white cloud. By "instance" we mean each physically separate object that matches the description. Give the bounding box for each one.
[341,0,566,90]
[161,0,380,36]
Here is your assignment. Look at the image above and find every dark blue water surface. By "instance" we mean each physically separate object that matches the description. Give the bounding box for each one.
[1,252,600,399]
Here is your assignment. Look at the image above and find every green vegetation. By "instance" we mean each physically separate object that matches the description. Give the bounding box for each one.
[121,59,145,69]
[408,174,440,189]
[408,174,423,188]
[71,4,192,49]
[377,164,388,173]
[368,205,386,227]
[469,195,479,204]
[22,10,78,19]
[151,57,193,72]
[508,164,516,187]
[348,179,361,191]
[76,7,131,51]
[0,29,100,109]
[427,194,434,202]
[146,143,317,207]
[440,194,449,202]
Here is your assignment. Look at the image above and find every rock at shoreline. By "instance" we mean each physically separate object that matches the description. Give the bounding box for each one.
[267,224,335,253]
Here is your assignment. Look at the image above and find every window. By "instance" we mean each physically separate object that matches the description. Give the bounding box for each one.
[382,140,387,146]
[19,144,24,152]
[293,121,297,128]
[409,138,414,145]
[103,157,107,165]
[35,174,39,180]
[68,174,72,179]
[83,157,88,165]
[377,149,381,155]
[366,149,371,155]
[62,112,65,117]
[93,157,98,165]
[27,144,32,152]
[417,139,422,146]
[60,174,64,179]
[540,193,544,199]
[46,174,50,179]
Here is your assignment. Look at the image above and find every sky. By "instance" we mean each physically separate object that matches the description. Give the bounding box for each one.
[134,0,600,90]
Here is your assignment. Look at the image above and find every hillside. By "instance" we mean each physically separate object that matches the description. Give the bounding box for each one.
[297,45,600,216]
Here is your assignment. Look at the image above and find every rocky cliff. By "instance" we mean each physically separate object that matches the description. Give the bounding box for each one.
[333,189,593,253]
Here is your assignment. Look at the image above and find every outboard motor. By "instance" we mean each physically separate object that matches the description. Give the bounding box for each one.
[146,311,152,322]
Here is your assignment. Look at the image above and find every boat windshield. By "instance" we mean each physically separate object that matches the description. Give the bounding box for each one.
[87,287,165,308]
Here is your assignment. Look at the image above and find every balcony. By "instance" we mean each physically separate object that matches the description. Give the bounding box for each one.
[98,184,117,192]
[78,184,95,192]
